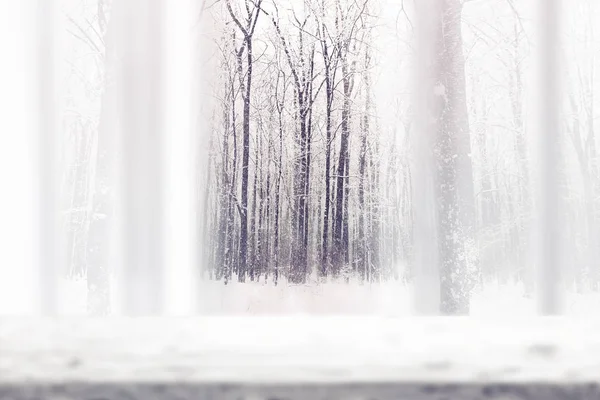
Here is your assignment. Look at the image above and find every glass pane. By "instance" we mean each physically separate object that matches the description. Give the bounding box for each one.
[6,0,600,317]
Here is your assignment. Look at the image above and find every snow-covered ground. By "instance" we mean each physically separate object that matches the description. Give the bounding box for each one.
[3,276,600,316]
[3,282,600,399]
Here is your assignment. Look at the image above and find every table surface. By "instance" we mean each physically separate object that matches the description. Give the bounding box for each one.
[1,317,599,385]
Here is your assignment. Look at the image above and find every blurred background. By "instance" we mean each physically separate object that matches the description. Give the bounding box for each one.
[1,0,596,317]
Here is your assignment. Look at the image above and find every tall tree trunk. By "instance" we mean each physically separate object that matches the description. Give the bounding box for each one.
[249,127,259,281]
[333,46,351,276]
[263,142,271,281]
[238,39,252,282]
[414,0,475,315]
[358,121,367,280]
[273,78,284,285]
[319,12,334,276]
[216,76,231,281]
[291,93,309,283]
[271,12,310,284]
[357,40,373,280]
[435,0,476,314]
[226,0,264,282]
[304,48,315,279]
[368,140,381,282]
[226,84,238,284]
[322,80,333,276]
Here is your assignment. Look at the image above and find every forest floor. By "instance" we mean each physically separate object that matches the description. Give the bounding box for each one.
[40,277,600,316]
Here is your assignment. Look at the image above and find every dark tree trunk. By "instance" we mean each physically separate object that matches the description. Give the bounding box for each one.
[225,0,263,283]
[216,73,231,281]
[273,78,284,285]
[238,40,252,282]
[249,125,259,281]
[304,48,315,277]
[271,13,311,284]
[226,82,239,283]
[333,49,351,276]
[290,93,309,283]
[358,123,367,280]
[319,12,334,277]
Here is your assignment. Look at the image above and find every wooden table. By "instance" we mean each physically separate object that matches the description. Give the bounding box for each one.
[1,317,599,399]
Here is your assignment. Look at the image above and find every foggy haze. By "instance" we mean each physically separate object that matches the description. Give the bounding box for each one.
[1,0,600,317]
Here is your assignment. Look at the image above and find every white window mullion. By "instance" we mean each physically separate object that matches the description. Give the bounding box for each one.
[537,0,563,315]
[164,0,198,316]
[115,0,167,316]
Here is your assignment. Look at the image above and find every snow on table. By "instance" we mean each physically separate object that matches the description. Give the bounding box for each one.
[1,317,600,399]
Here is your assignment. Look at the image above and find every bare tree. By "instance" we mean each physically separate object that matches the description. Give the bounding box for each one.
[270,2,317,283]
[225,0,264,282]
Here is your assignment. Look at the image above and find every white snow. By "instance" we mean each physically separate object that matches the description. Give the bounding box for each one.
[1,317,600,384]
[4,276,600,316]
[434,83,446,97]
[3,280,600,399]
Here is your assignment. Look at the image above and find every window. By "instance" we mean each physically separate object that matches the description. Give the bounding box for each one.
[4,0,599,398]
[0,0,588,317]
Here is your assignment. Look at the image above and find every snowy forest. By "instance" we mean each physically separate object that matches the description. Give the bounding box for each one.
[5,0,600,316]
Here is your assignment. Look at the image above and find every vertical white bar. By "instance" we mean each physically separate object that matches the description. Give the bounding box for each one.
[537,0,562,314]
[411,0,441,315]
[164,0,197,315]
[36,0,61,315]
[195,3,213,311]
[0,0,37,315]
[116,0,166,316]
